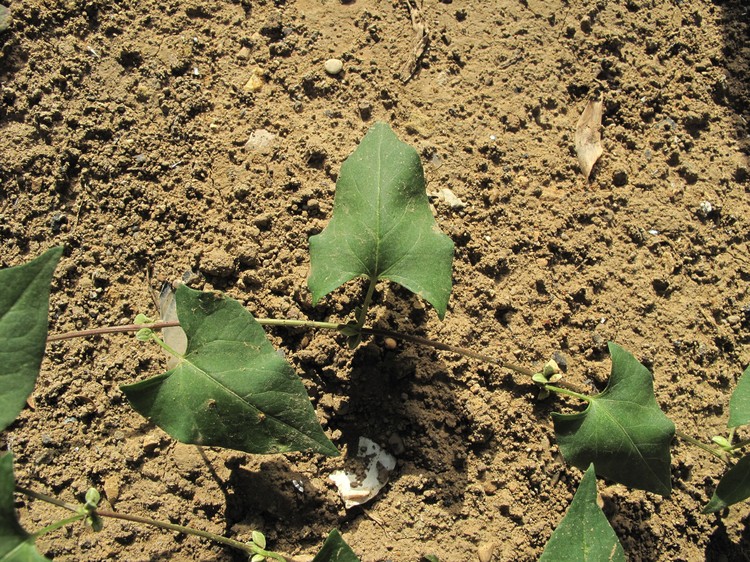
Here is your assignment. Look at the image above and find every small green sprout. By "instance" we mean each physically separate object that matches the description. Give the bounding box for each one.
[80,488,103,532]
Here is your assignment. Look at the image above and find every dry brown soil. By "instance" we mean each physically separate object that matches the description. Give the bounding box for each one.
[2,0,750,560]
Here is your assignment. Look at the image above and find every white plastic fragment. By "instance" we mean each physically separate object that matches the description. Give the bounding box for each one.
[329,437,397,509]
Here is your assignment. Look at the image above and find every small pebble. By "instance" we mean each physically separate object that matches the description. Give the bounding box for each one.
[243,67,264,92]
[142,435,160,454]
[103,477,121,504]
[384,337,397,350]
[698,200,713,216]
[727,314,741,326]
[324,58,343,75]
[236,46,251,60]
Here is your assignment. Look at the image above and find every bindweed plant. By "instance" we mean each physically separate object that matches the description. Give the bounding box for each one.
[1,123,749,560]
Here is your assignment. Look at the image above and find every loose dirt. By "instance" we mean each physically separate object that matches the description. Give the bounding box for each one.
[2,0,749,560]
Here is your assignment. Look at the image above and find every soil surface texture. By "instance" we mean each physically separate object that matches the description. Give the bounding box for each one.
[2,0,750,561]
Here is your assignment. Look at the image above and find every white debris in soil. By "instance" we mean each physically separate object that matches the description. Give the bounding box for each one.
[244,129,277,154]
[429,187,466,209]
[329,437,397,509]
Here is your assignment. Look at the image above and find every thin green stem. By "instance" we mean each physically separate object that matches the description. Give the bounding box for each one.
[257,318,343,331]
[360,325,534,376]
[16,487,299,562]
[47,321,180,342]
[93,509,266,557]
[544,385,592,403]
[675,430,730,465]
[48,315,580,390]
[356,276,377,330]
[47,319,344,343]
[32,514,86,538]
[45,317,540,382]
[151,333,182,359]
[17,486,79,511]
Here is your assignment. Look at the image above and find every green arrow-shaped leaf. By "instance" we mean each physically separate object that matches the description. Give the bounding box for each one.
[0,453,51,562]
[312,530,360,562]
[121,286,338,456]
[308,122,454,319]
[540,464,625,562]
[552,342,675,496]
[728,364,750,428]
[0,247,63,432]
[703,453,750,513]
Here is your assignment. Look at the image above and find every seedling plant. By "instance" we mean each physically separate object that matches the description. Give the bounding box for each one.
[2,123,750,561]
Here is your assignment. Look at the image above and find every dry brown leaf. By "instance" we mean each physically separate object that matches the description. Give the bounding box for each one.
[575,100,604,181]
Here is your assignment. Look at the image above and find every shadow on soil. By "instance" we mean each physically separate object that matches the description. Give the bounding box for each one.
[718,1,749,169]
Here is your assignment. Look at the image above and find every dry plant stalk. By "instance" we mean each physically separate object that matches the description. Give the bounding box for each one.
[399,0,429,83]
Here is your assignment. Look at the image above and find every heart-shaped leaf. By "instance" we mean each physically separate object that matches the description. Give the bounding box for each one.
[308,122,454,319]
[703,453,750,514]
[0,453,51,562]
[312,530,360,562]
[0,247,63,432]
[121,285,338,456]
[552,342,675,496]
[540,464,625,562]
[728,364,750,428]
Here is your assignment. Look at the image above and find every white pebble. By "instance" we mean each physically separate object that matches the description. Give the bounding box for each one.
[324,58,343,75]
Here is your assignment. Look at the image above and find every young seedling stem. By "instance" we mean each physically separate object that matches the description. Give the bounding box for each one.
[543,385,593,403]
[33,514,87,538]
[674,430,730,465]
[357,276,378,331]
[46,319,533,376]
[46,321,181,342]
[45,318,727,467]
[147,331,184,359]
[15,486,295,561]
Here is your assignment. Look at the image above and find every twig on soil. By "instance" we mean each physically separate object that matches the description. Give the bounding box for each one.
[399,0,429,83]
